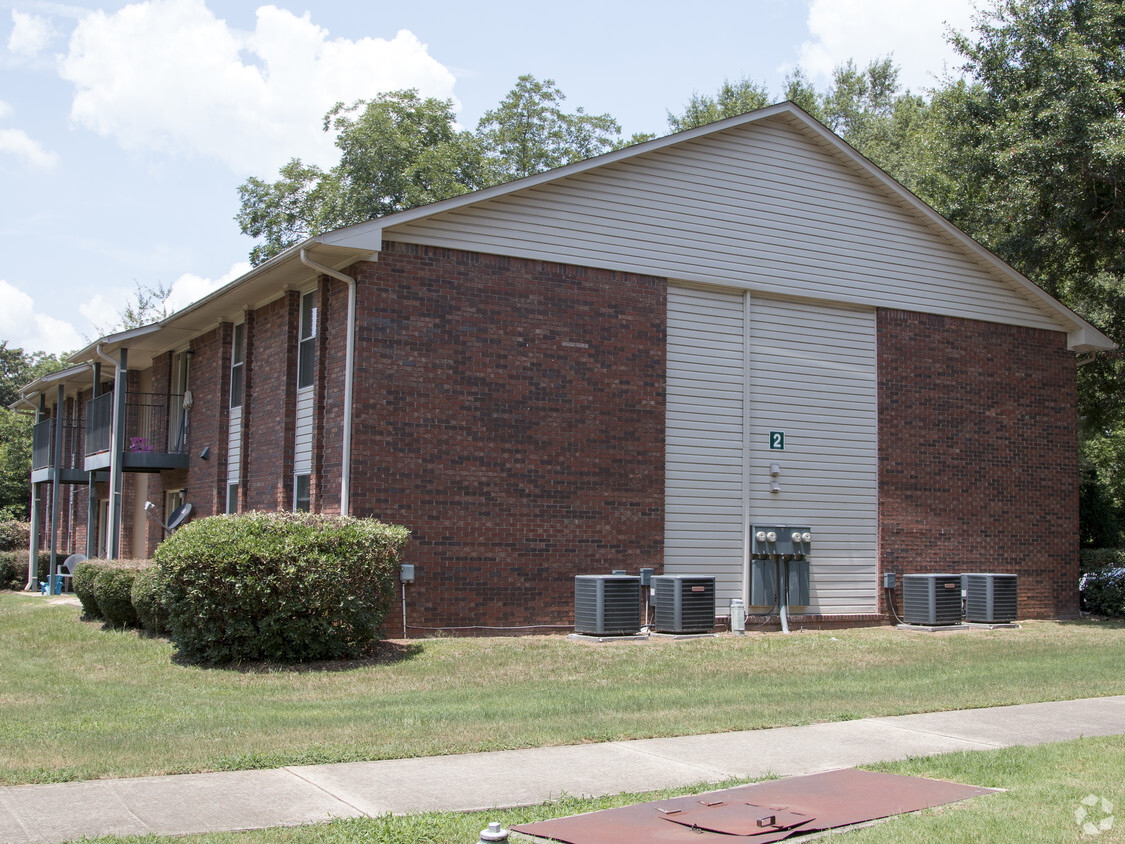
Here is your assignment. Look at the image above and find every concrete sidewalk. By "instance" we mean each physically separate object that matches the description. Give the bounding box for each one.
[1,696,1123,843]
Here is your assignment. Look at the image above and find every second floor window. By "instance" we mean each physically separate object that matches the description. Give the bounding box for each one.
[297,291,317,389]
[230,322,245,408]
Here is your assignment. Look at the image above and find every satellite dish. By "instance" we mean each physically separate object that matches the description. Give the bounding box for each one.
[166,503,193,532]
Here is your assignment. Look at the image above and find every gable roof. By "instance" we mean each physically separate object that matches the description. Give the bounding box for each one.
[70,101,1115,367]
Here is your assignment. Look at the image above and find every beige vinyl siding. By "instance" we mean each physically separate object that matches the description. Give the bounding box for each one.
[385,118,1059,332]
[747,298,879,615]
[665,286,746,607]
[227,405,241,485]
[294,388,314,476]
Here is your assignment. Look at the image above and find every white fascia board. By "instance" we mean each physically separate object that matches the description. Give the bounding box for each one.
[68,324,163,365]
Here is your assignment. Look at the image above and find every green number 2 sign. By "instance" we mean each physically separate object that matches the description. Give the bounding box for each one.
[769,431,785,450]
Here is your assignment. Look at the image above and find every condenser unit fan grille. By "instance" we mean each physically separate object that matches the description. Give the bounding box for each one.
[574,575,642,635]
[902,574,962,625]
[653,575,715,634]
[964,573,1018,623]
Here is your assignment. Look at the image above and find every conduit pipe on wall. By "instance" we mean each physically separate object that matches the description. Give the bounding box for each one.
[299,249,356,515]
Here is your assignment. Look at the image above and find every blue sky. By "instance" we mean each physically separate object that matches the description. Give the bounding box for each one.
[0,0,980,355]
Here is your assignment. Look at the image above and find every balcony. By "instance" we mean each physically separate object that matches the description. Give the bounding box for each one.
[85,392,191,473]
[31,417,89,484]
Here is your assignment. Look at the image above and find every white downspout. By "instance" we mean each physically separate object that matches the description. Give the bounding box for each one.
[299,249,356,516]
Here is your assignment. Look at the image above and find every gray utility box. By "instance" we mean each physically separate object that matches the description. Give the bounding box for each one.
[751,525,812,559]
[749,559,810,608]
[652,575,715,634]
[903,573,963,625]
[963,573,1018,623]
[574,575,642,636]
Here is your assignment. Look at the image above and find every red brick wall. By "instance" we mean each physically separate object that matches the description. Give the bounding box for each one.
[347,242,666,632]
[244,293,300,512]
[877,309,1079,618]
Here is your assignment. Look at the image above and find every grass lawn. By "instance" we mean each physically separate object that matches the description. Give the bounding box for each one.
[72,735,1125,843]
[2,591,1124,787]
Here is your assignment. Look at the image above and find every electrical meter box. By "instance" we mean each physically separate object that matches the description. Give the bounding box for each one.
[750,559,778,608]
[751,525,812,558]
[787,559,811,607]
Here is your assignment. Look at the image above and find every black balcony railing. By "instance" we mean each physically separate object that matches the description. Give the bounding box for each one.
[32,419,52,470]
[33,417,84,471]
[85,393,113,456]
[85,392,187,457]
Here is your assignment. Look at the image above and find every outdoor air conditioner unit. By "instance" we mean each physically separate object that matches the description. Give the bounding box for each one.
[963,573,1018,623]
[574,575,642,636]
[902,574,962,625]
[652,575,715,634]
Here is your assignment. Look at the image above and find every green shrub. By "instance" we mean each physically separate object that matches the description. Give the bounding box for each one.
[1080,548,1125,574]
[156,512,409,664]
[1081,566,1125,618]
[1,550,56,591]
[0,551,25,590]
[74,559,109,619]
[130,567,168,634]
[93,567,141,628]
[0,521,29,553]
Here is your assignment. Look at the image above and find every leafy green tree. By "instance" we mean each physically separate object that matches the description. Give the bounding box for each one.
[238,77,637,265]
[933,0,1125,532]
[238,91,491,265]
[477,75,623,179]
[666,77,772,132]
[0,343,68,520]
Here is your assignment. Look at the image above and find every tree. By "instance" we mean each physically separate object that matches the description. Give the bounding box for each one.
[666,77,771,132]
[238,91,491,265]
[933,0,1125,532]
[477,75,622,179]
[238,77,638,265]
[0,343,68,520]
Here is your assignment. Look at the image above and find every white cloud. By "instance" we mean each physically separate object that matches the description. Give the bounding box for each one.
[75,262,251,339]
[8,11,55,58]
[0,127,59,170]
[59,0,458,175]
[0,280,83,355]
[78,287,132,335]
[166,261,250,313]
[796,0,979,91]
[0,98,58,170]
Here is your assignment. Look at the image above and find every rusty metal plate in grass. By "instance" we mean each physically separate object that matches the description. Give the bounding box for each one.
[511,768,995,843]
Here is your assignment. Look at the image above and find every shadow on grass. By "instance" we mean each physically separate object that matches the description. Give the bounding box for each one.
[170,639,425,672]
[1057,615,1125,629]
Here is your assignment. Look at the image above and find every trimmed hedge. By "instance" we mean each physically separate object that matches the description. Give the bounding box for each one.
[130,567,168,634]
[73,558,152,623]
[95,567,140,628]
[156,512,409,664]
[0,551,52,591]
[73,559,109,619]
[0,521,29,553]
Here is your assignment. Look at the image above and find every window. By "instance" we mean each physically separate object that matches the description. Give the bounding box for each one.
[294,474,310,513]
[226,482,238,514]
[297,291,317,389]
[230,322,245,408]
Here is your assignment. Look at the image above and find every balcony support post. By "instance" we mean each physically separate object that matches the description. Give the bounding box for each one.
[26,395,45,590]
[107,348,127,560]
[86,364,101,558]
[49,384,64,585]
